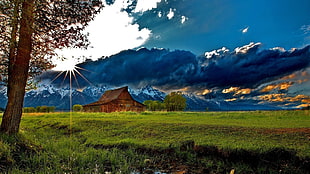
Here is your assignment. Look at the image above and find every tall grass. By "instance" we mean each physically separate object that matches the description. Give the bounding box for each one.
[17,110,310,156]
[0,110,309,173]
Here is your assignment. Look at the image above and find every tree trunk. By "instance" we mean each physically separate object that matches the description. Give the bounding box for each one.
[7,0,21,99]
[0,0,35,134]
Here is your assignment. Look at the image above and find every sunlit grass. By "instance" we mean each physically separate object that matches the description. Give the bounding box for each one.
[18,110,310,155]
[1,110,309,173]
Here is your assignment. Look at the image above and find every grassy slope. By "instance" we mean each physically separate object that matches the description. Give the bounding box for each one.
[1,110,310,173]
[21,111,309,155]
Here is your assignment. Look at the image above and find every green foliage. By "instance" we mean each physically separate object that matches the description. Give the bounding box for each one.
[164,92,186,111]
[23,107,36,113]
[0,138,11,162]
[143,100,165,111]
[46,106,56,112]
[73,104,83,112]
[23,106,56,113]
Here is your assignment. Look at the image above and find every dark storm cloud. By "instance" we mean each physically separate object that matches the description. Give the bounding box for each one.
[197,44,310,88]
[78,48,198,89]
[41,44,310,91]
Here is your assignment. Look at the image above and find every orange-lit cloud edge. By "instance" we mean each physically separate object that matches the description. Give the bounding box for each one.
[183,70,310,109]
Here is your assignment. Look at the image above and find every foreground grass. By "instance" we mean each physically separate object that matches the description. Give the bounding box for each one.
[1,110,309,173]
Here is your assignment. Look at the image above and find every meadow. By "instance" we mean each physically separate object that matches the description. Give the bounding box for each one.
[0,110,309,173]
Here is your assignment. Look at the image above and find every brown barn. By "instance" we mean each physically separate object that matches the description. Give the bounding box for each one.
[83,86,146,112]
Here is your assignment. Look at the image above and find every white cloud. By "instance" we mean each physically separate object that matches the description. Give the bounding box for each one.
[134,0,162,13]
[234,42,261,54]
[158,11,162,18]
[167,8,175,20]
[271,47,286,52]
[55,0,152,68]
[181,16,188,24]
[242,26,249,33]
[301,24,310,34]
[205,47,229,58]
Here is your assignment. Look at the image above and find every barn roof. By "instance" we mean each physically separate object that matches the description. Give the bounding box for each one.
[98,86,128,103]
[83,86,137,107]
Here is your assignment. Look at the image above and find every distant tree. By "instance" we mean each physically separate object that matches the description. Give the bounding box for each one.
[35,106,55,113]
[36,106,41,113]
[23,107,36,113]
[164,92,186,111]
[143,100,165,111]
[143,100,153,110]
[0,0,103,134]
[73,104,83,112]
[48,106,56,113]
[39,106,48,113]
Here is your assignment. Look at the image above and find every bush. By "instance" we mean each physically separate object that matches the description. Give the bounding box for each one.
[143,100,165,111]
[34,106,56,113]
[73,104,83,112]
[23,107,36,113]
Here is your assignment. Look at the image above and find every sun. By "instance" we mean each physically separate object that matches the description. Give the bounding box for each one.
[53,58,77,71]
[50,57,93,89]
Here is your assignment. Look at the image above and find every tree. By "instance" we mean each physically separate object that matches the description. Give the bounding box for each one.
[143,100,165,111]
[73,104,83,112]
[164,92,187,111]
[37,106,56,113]
[22,107,36,113]
[0,0,103,134]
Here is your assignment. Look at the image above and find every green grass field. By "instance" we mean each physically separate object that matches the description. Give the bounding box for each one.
[1,110,309,173]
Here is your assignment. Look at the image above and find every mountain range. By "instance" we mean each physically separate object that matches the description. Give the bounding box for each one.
[0,84,303,111]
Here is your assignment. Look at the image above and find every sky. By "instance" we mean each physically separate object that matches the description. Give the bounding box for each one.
[47,0,310,109]
[54,0,310,70]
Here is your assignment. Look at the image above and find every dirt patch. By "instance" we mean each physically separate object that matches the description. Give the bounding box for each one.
[88,141,310,173]
[24,113,45,117]
[261,128,310,134]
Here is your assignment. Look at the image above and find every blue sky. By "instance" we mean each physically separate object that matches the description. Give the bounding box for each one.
[136,0,310,54]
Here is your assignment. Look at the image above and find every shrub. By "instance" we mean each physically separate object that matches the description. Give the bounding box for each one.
[143,100,165,111]
[47,106,56,112]
[34,106,56,113]
[23,107,36,113]
[73,104,83,112]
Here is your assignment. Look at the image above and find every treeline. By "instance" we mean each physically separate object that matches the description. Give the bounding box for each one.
[22,104,84,113]
[23,106,56,113]
[143,92,187,111]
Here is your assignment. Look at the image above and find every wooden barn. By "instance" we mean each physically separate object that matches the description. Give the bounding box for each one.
[83,86,146,112]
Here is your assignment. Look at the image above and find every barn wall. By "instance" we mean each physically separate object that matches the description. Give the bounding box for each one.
[84,102,145,113]
[101,100,145,112]
[83,105,101,112]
